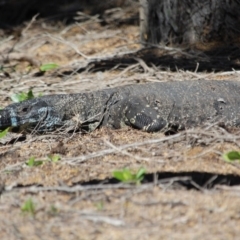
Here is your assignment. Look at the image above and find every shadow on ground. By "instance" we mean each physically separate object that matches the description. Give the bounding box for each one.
[21,171,239,191]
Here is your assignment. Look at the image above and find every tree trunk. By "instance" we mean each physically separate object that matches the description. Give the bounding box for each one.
[140,0,240,48]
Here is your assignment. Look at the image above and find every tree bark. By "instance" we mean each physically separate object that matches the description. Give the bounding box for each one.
[140,0,240,48]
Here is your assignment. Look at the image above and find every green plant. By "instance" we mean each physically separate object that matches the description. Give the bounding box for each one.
[112,167,146,185]
[223,151,240,162]
[40,63,59,72]
[25,156,43,167]
[0,127,9,138]
[47,154,60,162]
[21,198,36,215]
[25,154,60,167]
[95,201,104,211]
[11,89,35,103]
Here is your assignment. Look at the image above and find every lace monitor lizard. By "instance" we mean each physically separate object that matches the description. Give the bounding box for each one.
[0,80,240,133]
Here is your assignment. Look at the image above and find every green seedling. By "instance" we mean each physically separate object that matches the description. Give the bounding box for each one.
[0,127,9,138]
[40,63,59,72]
[25,156,43,167]
[95,201,104,211]
[223,151,240,162]
[113,167,146,185]
[21,198,36,215]
[11,89,35,103]
[47,154,60,162]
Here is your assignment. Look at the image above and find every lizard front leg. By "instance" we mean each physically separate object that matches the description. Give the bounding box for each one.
[122,97,167,132]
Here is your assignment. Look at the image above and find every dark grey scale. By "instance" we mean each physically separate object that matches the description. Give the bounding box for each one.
[123,97,167,132]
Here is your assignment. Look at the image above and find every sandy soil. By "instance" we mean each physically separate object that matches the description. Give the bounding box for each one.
[1,6,240,240]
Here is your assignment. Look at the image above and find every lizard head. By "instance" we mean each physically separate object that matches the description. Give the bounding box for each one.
[0,98,62,131]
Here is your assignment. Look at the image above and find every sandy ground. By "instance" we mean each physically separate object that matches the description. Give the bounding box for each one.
[1,7,240,240]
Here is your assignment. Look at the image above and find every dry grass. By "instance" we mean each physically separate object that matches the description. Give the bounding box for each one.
[1,9,240,240]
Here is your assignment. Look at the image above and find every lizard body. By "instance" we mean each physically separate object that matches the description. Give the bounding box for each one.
[1,80,240,133]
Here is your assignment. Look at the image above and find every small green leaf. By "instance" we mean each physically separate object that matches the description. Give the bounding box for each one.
[27,89,34,99]
[113,167,146,184]
[122,169,133,181]
[113,169,132,182]
[95,201,104,211]
[0,127,9,138]
[11,89,35,103]
[40,63,59,72]
[26,156,43,167]
[26,157,35,166]
[223,151,240,162]
[136,167,146,180]
[47,154,60,162]
[113,171,123,181]
[21,198,36,215]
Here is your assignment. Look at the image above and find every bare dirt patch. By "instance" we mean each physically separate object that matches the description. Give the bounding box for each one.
[1,9,240,240]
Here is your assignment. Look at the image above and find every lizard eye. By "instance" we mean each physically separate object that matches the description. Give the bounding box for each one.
[21,106,30,113]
